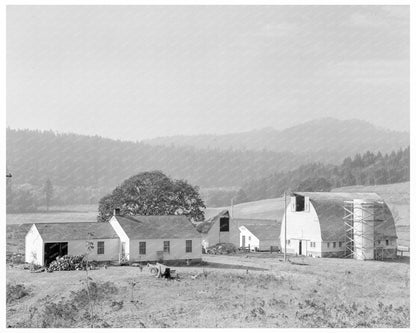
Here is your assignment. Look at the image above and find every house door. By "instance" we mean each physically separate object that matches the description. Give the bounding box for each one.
[242,236,246,248]
[299,240,302,255]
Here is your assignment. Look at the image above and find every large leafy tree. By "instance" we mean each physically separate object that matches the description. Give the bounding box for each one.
[97,171,205,222]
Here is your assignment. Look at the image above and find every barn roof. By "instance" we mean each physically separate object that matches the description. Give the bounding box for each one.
[115,215,201,239]
[294,192,397,241]
[196,210,229,233]
[34,222,119,241]
[242,223,280,241]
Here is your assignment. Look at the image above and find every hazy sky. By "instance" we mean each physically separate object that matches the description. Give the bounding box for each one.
[7,5,409,141]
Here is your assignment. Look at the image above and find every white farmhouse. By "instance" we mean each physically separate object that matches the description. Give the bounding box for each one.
[25,222,120,266]
[280,192,397,259]
[109,214,202,264]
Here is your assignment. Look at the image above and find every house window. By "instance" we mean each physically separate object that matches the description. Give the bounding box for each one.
[163,241,170,253]
[248,236,251,241]
[97,241,104,255]
[310,242,316,248]
[378,240,381,245]
[327,242,330,248]
[220,217,229,232]
[139,242,146,255]
[339,242,342,248]
[386,239,389,246]
[333,242,336,248]
[186,240,192,253]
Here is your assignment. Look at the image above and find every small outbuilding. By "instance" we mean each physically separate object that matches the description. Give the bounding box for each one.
[25,222,120,266]
[280,192,397,260]
[239,221,280,251]
[109,214,202,264]
[196,210,239,250]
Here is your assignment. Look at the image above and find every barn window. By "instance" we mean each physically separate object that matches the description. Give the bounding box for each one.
[333,242,336,248]
[219,217,230,232]
[186,240,192,253]
[310,242,315,248]
[97,241,105,255]
[386,239,389,246]
[248,236,251,241]
[295,196,305,211]
[163,241,170,253]
[139,242,146,255]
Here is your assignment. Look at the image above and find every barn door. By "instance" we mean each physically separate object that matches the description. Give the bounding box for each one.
[44,242,68,266]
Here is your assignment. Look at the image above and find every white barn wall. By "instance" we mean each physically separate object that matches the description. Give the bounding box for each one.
[25,225,44,266]
[280,201,322,256]
[129,237,202,262]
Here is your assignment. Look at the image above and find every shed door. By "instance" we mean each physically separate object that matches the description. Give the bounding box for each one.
[242,235,246,248]
[44,242,68,266]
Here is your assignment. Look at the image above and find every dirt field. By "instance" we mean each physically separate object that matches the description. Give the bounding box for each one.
[6,254,410,328]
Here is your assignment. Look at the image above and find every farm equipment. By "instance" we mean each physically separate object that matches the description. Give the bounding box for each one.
[147,263,177,280]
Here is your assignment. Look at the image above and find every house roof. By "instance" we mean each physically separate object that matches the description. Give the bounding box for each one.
[242,223,280,241]
[114,215,201,239]
[196,210,229,233]
[34,222,119,242]
[294,192,397,241]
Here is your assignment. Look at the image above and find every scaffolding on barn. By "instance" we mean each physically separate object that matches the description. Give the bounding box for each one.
[343,201,354,258]
[343,200,385,260]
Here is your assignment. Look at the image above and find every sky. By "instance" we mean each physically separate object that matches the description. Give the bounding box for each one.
[6,5,410,141]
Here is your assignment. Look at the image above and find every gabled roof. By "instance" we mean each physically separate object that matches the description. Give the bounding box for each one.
[294,192,397,241]
[114,215,201,239]
[196,210,229,233]
[34,222,119,242]
[242,223,280,241]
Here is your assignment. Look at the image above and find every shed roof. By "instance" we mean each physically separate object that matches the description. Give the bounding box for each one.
[115,215,201,239]
[294,192,397,241]
[34,222,119,242]
[243,223,280,241]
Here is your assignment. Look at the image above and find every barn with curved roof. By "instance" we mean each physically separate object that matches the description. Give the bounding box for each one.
[280,192,397,259]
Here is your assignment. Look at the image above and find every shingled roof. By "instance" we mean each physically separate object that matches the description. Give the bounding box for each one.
[114,215,201,239]
[34,222,119,241]
[294,192,397,241]
[243,223,280,241]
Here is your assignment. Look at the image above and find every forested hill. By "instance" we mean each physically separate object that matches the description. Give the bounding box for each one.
[145,118,409,164]
[235,147,410,204]
[6,127,304,192]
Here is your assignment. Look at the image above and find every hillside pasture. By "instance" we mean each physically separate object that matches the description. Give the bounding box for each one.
[6,254,409,328]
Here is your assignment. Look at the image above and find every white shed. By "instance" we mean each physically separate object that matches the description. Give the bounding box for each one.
[25,222,120,266]
[109,214,202,264]
[239,223,280,251]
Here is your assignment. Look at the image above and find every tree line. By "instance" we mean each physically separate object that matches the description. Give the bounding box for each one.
[235,147,410,204]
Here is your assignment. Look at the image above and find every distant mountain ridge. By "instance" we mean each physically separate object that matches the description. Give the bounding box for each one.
[144,118,409,163]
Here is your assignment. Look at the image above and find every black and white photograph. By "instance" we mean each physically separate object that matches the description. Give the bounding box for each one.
[3,2,414,329]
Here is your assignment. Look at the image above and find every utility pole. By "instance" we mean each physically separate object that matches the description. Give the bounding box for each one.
[284,191,287,262]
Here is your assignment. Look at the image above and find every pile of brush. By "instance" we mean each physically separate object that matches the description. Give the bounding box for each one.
[47,255,86,271]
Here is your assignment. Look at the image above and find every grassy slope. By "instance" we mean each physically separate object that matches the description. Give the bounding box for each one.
[6,255,410,328]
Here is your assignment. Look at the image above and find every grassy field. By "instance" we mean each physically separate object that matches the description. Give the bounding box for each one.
[6,254,410,328]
